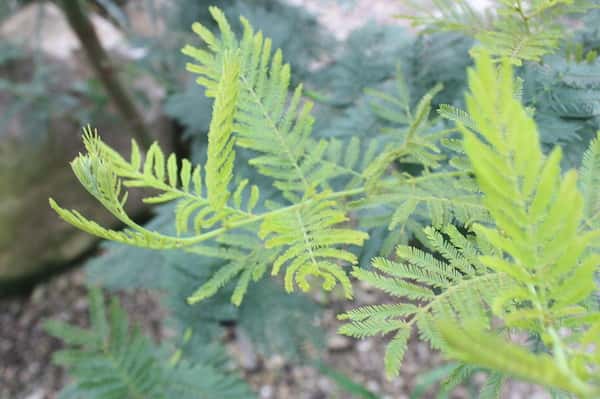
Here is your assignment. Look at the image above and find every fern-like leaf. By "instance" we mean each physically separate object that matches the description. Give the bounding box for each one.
[259,198,368,297]
[205,51,240,210]
[45,289,169,399]
[580,131,600,228]
[45,288,254,399]
[438,323,597,397]
[338,224,508,378]
[443,50,600,395]
[183,7,320,198]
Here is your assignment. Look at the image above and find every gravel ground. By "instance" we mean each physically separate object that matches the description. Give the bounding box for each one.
[286,0,412,39]
[0,269,166,399]
[0,267,454,399]
[1,266,548,399]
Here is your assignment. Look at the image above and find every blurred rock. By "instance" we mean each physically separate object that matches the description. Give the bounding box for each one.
[326,334,352,351]
[0,2,135,63]
[24,389,44,399]
[125,0,168,38]
[235,330,261,372]
[265,354,286,371]
[0,2,172,286]
[259,384,274,399]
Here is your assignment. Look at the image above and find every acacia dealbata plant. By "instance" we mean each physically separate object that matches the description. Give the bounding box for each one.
[49,2,600,398]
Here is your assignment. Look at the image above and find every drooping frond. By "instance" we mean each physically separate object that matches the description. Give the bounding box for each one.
[259,198,368,297]
[49,129,260,249]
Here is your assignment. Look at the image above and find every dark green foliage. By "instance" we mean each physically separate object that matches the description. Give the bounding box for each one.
[310,23,411,107]
[407,32,472,107]
[522,55,600,167]
[238,280,323,361]
[86,205,324,361]
[45,289,254,399]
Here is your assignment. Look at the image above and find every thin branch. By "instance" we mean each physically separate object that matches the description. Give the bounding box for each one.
[58,0,153,148]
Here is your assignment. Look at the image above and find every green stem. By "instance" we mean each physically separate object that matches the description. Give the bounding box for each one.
[526,283,592,396]
[132,187,366,248]
[514,0,531,33]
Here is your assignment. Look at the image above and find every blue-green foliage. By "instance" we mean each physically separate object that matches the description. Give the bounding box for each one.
[163,0,333,138]
[45,289,254,399]
[86,204,324,361]
[522,54,600,168]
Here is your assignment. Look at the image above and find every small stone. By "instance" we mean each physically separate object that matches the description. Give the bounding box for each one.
[235,331,260,372]
[366,380,380,392]
[327,334,353,351]
[259,385,274,399]
[356,339,373,353]
[317,376,335,393]
[265,354,286,370]
[24,389,44,399]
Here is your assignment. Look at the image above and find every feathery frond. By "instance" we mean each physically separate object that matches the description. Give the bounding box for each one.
[50,9,374,303]
[45,288,253,399]
[580,131,600,228]
[259,198,368,297]
[49,129,259,249]
[402,0,599,65]
[338,224,507,378]
[440,51,600,396]
[183,7,319,198]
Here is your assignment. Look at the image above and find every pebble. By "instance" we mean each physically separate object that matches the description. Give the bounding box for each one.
[356,339,373,352]
[236,331,261,372]
[265,354,286,370]
[259,384,274,398]
[326,334,353,351]
[24,389,44,399]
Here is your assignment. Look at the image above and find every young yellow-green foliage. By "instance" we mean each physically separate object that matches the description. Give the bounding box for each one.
[50,7,468,305]
[340,51,600,397]
[443,51,600,398]
[49,7,375,304]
